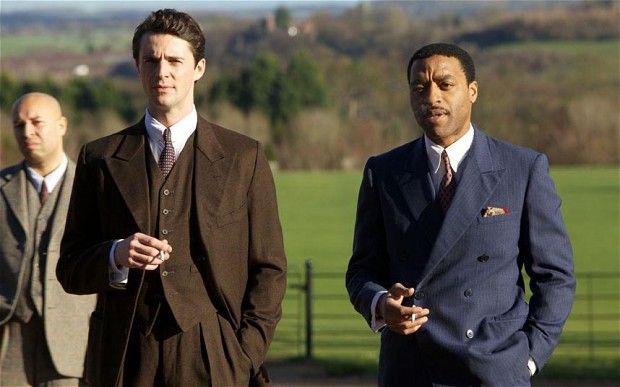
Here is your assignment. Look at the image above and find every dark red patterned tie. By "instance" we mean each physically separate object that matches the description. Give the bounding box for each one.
[437,150,456,212]
[39,181,49,204]
[159,128,175,177]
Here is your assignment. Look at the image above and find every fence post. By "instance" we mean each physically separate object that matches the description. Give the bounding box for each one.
[305,259,313,359]
[586,274,594,360]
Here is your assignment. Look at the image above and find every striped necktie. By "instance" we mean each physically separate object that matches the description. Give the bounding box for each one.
[437,150,456,212]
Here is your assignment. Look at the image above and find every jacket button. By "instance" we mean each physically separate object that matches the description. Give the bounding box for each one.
[161,271,168,277]
[466,329,474,339]
[414,291,425,300]
[161,229,168,235]
[163,189,170,196]
[477,254,489,262]
[162,209,170,215]
[464,289,473,297]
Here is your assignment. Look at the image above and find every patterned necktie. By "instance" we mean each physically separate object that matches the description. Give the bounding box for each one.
[39,180,49,204]
[437,150,456,212]
[159,128,175,177]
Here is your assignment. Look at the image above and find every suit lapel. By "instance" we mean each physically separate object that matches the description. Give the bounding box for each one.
[396,138,434,221]
[105,121,150,233]
[48,160,75,246]
[194,116,227,232]
[418,128,504,286]
[1,164,29,235]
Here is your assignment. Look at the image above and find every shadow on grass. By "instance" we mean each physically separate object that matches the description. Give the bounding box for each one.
[267,355,376,378]
[313,356,377,377]
[270,356,620,381]
[539,357,620,380]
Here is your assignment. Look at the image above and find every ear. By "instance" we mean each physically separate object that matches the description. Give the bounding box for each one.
[468,80,478,104]
[194,58,206,82]
[58,116,68,136]
[135,56,145,78]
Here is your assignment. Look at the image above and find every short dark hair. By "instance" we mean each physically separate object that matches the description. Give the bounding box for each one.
[132,9,206,66]
[407,43,476,85]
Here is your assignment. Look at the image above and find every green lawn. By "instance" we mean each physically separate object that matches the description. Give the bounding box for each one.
[269,166,620,378]
[275,170,360,273]
[1,28,131,58]
[275,166,620,275]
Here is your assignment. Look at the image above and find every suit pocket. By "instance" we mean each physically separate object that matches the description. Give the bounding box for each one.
[216,202,248,228]
[477,210,520,225]
[83,312,104,385]
[215,313,253,373]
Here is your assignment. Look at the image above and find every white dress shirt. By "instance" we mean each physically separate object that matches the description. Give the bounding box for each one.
[25,153,68,193]
[144,106,198,162]
[108,107,198,287]
[425,124,474,195]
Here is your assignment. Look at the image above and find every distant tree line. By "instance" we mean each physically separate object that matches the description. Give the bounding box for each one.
[1,2,618,167]
[208,51,327,147]
[0,72,138,123]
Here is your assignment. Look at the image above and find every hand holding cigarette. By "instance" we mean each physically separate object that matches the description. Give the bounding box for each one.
[114,232,172,270]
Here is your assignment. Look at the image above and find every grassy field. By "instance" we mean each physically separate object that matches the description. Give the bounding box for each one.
[0,27,132,58]
[276,166,620,273]
[269,166,620,379]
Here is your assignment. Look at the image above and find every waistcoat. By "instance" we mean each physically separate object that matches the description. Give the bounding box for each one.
[13,173,63,322]
[137,133,213,335]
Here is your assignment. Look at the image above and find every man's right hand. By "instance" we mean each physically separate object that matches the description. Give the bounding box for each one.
[379,283,430,335]
[114,232,172,270]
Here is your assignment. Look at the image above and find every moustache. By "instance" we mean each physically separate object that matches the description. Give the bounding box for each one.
[419,106,449,117]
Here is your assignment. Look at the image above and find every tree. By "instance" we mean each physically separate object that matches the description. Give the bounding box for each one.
[207,51,327,148]
[0,73,18,111]
[248,52,281,112]
[275,6,292,31]
[286,51,327,108]
[266,52,327,144]
[209,52,281,119]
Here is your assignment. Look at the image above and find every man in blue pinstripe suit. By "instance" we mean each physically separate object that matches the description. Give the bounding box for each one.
[346,43,575,386]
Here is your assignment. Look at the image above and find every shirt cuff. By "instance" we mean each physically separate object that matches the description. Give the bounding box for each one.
[370,290,388,332]
[108,239,128,289]
[527,357,537,376]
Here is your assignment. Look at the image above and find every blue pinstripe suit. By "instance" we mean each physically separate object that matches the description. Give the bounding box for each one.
[346,127,575,386]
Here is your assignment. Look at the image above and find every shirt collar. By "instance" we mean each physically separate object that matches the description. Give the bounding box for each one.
[144,106,197,156]
[424,124,474,175]
[25,153,68,193]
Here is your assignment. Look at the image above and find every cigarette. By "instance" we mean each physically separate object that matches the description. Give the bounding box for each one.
[160,250,166,261]
[411,313,416,323]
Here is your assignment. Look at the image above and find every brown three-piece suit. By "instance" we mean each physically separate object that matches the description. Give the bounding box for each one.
[56,116,287,386]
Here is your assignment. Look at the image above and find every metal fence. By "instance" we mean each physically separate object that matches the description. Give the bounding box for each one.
[270,260,620,361]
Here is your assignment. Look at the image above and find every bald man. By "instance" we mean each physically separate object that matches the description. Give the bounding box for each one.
[0,93,96,386]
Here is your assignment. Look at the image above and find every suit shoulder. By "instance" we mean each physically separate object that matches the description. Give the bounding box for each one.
[204,120,260,152]
[0,163,23,184]
[487,135,542,166]
[81,123,143,159]
[368,139,419,169]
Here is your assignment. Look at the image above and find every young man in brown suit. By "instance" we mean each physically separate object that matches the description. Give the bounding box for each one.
[56,9,287,386]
